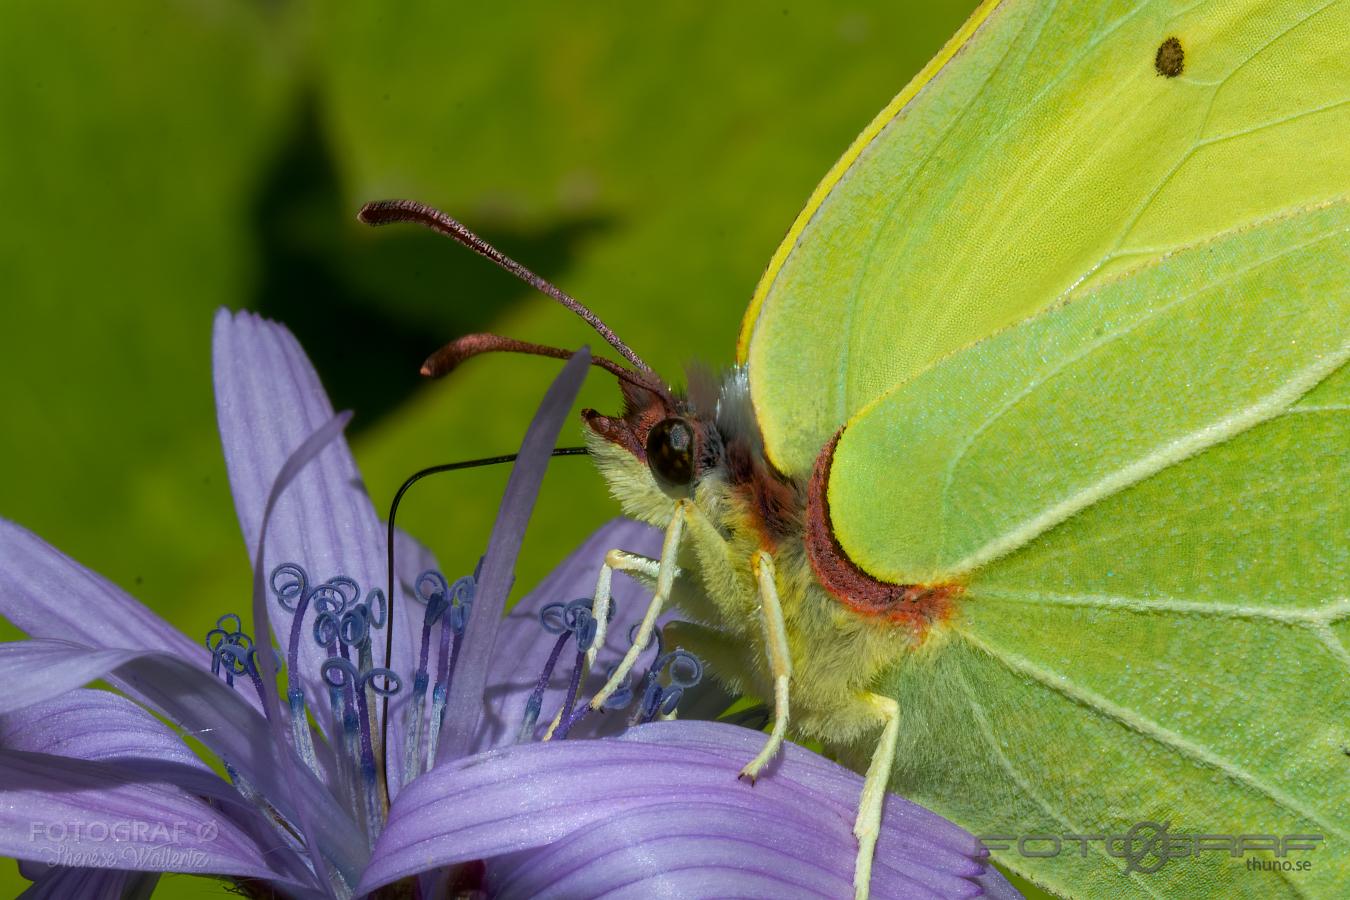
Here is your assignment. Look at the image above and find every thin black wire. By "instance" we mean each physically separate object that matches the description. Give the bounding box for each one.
[378,446,588,800]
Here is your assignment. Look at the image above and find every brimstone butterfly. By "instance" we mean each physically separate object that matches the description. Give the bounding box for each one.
[361,0,1349,896]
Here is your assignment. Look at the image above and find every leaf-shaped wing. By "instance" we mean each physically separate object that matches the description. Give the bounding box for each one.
[743,0,1350,477]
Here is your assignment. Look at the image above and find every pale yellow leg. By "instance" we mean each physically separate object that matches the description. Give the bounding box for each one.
[853,693,900,900]
[739,550,792,784]
[586,550,662,672]
[589,501,689,711]
[541,548,662,740]
[586,562,616,672]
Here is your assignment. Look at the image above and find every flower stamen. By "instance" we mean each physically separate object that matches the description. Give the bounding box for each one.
[401,570,447,788]
[425,575,474,769]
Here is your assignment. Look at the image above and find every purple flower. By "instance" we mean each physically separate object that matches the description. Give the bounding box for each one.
[0,311,1017,899]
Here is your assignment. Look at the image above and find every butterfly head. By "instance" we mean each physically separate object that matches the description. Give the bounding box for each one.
[582,364,803,541]
[581,364,730,524]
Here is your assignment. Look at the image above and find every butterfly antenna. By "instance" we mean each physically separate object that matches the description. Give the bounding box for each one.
[358,199,652,373]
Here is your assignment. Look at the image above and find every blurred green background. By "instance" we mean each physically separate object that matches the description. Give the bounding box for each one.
[0,1,1054,896]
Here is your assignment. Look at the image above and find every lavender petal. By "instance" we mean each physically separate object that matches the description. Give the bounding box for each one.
[19,866,158,899]
[0,638,366,884]
[1,688,313,887]
[212,309,414,741]
[0,519,208,670]
[435,347,591,764]
[0,641,149,713]
[0,687,214,773]
[360,720,1016,898]
[0,748,301,884]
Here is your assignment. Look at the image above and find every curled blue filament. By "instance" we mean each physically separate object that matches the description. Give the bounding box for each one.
[205,613,265,701]
[633,647,703,725]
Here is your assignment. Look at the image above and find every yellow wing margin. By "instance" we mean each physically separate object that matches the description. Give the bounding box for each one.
[735,0,1007,362]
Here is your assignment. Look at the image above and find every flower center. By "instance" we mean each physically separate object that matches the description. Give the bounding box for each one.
[203,558,704,876]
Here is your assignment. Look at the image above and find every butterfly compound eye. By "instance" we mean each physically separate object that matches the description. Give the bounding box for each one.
[645,417,696,491]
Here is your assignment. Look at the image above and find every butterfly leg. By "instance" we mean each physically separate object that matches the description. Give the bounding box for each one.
[585,550,662,673]
[738,550,792,784]
[852,692,899,900]
[536,548,664,740]
[588,500,689,711]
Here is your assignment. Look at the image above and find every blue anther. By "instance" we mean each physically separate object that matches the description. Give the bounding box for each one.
[310,581,350,616]
[363,667,402,696]
[364,588,387,630]
[425,593,448,625]
[313,610,341,648]
[659,687,684,717]
[637,680,664,723]
[269,563,309,613]
[203,615,267,707]
[448,602,470,634]
[572,609,594,650]
[540,597,594,644]
[416,571,449,610]
[447,576,475,634]
[205,615,257,682]
[539,601,568,634]
[658,649,704,689]
[451,575,476,605]
[562,598,591,626]
[601,662,634,710]
[321,656,360,690]
[215,642,250,677]
[637,684,685,725]
[205,627,229,655]
[576,616,598,653]
[325,575,361,609]
[340,606,370,647]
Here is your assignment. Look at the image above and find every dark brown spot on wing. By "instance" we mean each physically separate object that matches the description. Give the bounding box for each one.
[805,430,961,636]
[1155,37,1184,77]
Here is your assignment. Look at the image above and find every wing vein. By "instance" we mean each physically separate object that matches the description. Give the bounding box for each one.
[958,630,1349,841]
[971,589,1350,624]
[951,662,1171,900]
[1314,624,1350,674]
[978,456,1338,571]
[838,1,1049,418]
[1197,96,1350,149]
[939,228,1348,569]
[1186,0,1339,92]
